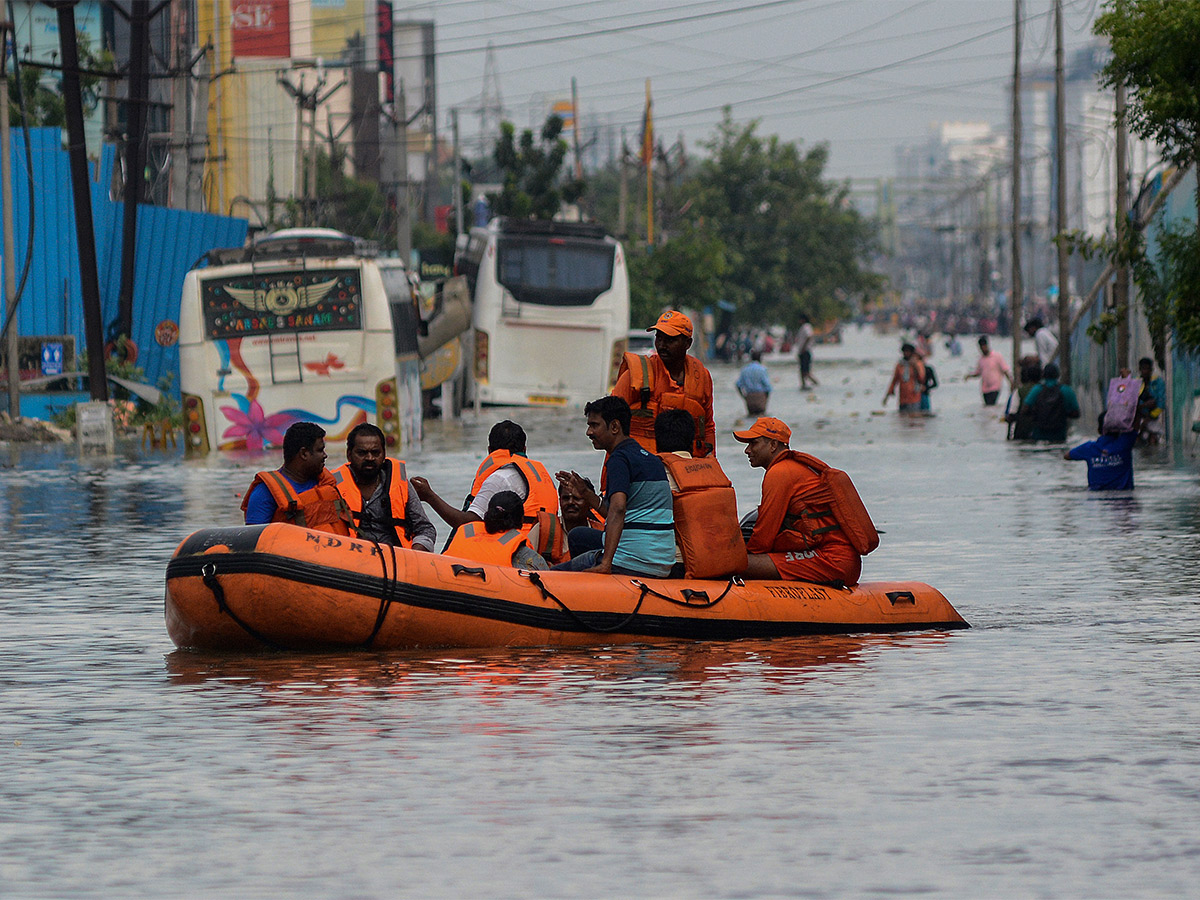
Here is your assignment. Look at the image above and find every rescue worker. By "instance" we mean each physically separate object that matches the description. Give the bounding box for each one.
[242,421,352,535]
[443,491,549,569]
[552,396,676,577]
[411,419,558,545]
[613,309,716,458]
[331,423,436,550]
[734,417,863,587]
[654,409,746,579]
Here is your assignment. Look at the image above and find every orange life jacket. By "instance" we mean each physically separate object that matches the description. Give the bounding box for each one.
[444,523,527,567]
[331,458,414,548]
[242,469,353,536]
[657,452,748,578]
[619,352,713,457]
[777,450,879,555]
[465,450,559,536]
[533,508,604,565]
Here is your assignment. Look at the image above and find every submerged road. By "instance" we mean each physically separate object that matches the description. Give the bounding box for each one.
[3,327,1199,897]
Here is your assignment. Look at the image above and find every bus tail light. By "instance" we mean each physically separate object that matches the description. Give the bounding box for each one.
[608,337,629,389]
[474,329,489,383]
[376,378,400,447]
[182,393,210,456]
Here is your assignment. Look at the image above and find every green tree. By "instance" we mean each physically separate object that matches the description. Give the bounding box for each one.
[627,224,731,327]
[682,111,880,327]
[490,115,585,219]
[7,37,112,126]
[1095,0,1200,353]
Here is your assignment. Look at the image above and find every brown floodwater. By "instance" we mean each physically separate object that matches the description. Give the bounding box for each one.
[3,328,1199,897]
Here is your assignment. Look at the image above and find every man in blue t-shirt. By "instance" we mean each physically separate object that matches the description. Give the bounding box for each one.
[1064,429,1137,491]
[553,396,675,577]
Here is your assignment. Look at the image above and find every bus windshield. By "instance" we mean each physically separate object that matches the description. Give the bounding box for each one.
[495,237,614,307]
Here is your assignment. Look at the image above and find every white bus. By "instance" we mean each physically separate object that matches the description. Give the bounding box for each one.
[178,228,424,456]
[457,218,630,407]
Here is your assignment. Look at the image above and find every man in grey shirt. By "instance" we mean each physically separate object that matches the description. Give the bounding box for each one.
[332,424,436,550]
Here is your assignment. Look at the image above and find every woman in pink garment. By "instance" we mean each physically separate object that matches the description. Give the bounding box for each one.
[965,335,1015,406]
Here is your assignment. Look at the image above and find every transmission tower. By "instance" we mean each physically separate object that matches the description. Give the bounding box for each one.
[476,43,504,164]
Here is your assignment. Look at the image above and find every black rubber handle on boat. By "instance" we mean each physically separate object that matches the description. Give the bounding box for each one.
[886,590,916,605]
[451,564,487,579]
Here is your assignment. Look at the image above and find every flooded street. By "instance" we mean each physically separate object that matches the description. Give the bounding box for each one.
[4,328,1200,898]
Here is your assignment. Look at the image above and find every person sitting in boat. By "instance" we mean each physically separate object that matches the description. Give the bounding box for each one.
[655,410,747,579]
[734,417,863,587]
[443,491,548,570]
[552,396,676,577]
[411,420,558,547]
[538,475,605,565]
[241,421,352,535]
[331,423,436,550]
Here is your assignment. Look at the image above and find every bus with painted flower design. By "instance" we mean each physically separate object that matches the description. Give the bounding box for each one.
[178,229,425,456]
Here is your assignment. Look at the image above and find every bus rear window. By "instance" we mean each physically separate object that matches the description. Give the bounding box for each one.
[495,238,614,306]
[201,269,363,340]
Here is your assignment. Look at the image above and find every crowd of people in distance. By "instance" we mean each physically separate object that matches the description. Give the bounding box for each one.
[242,309,871,588]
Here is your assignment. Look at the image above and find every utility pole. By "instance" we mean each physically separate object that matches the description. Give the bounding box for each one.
[396,79,411,262]
[618,128,628,239]
[1010,0,1023,372]
[1054,0,1071,381]
[451,107,463,236]
[1114,81,1130,369]
[57,2,107,401]
[115,0,155,346]
[1,18,18,416]
[570,76,582,180]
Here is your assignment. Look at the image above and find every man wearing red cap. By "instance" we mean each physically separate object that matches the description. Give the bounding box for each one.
[614,309,716,458]
[733,417,863,586]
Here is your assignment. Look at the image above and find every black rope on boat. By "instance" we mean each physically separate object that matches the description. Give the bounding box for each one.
[526,571,649,634]
[629,577,741,609]
[362,539,399,648]
[200,562,284,650]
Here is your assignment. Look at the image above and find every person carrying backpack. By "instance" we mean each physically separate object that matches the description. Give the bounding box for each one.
[1021,363,1080,442]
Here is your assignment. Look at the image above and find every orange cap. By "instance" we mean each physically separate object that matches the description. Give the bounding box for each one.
[647,310,693,338]
[732,417,792,444]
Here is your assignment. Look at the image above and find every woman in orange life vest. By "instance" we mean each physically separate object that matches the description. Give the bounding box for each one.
[443,491,549,569]
[242,421,352,536]
[411,420,558,546]
[613,309,716,458]
[734,417,863,587]
[331,423,437,549]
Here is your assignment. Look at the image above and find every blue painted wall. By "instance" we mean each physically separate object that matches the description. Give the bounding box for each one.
[1,128,248,394]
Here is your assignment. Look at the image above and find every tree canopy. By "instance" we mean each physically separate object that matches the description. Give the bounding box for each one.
[625,112,879,328]
[1094,0,1200,355]
[490,115,585,219]
[1096,0,1200,169]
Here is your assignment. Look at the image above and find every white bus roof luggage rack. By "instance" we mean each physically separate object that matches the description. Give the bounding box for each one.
[204,228,379,267]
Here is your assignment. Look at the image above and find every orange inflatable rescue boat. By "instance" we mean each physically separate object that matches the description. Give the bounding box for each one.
[165,524,969,651]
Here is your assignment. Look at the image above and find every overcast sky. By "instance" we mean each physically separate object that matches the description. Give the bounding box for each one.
[397,0,1107,179]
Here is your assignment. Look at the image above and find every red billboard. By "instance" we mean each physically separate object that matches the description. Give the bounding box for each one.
[231,0,291,58]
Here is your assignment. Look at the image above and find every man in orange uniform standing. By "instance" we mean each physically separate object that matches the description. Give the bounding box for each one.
[734,417,862,587]
[614,310,716,457]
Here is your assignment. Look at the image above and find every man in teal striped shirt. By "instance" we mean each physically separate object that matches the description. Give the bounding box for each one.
[553,396,676,577]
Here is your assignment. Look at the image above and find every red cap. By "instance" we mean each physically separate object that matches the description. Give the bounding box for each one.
[647,310,693,338]
[732,417,792,444]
